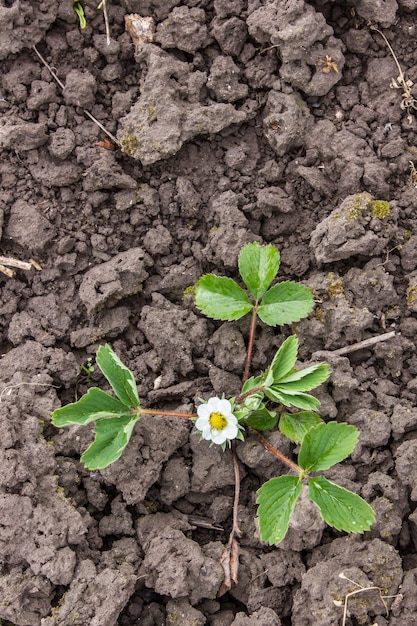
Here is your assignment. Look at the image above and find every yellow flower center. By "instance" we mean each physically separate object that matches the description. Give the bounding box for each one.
[209,411,228,430]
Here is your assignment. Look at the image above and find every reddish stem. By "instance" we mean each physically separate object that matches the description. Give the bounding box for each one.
[243,303,258,383]
[139,408,197,419]
[249,427,303,476]
[235,384,265,405]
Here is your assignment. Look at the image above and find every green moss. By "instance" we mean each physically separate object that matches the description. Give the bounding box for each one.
[371,200,390,219]
[120,130,139,157]
[147,103,156,122]
[406,284,417,307]
[344,193,366,221]
[315,307,325,322]
[144,499,160,513]
[326,272,344,298]
[384,305,400,318]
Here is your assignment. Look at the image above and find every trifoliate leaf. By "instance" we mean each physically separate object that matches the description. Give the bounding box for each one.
[96,344,140,407]
[269,335,299,381]
[279,412,324,444]
[257,476,302,545]
[276,363,330,391]
[238,242,280,300]
[257,282,314,326]
[81,414,140,469]
[298,422,359,472]
[195,274,252,321]
[308,476,375,533]
[52,387,130,427]
[264,386,321,411]
[244,407,278,431]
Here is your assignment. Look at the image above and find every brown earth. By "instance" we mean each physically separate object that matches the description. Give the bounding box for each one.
[1,0,417,624]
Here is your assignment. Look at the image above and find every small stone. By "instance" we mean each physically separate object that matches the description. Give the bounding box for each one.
[63,69,97,109]
[48,128,76,160]
[6,200,56,252]
[125,14,155,47]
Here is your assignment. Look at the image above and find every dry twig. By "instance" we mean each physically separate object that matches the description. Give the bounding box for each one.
[32,45,121,147]
[331,330,397,356]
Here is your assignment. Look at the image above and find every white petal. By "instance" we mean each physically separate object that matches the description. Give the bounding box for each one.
[211,430,228,444]
[197,404,211,419]
[195,415,209,430]
[216,398,232,414]
[201,426,213,440]
[225,414,238,426]
[206,397,221,411]
[223,423,238,439]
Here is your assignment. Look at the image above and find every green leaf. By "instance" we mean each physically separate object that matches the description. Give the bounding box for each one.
[241,374,264,394]
[280,411,323,444]
[276,363,330,391]
[308,476,375,533]
[238,242,280,300]
[257,476,302,545]
[195,274,253,321]
[52,387,131,427]
[81,414,140,469]
[257,282,314,326]
[242,392,264,412]
[96,344,140,407]
[298,422,359,472]
[264,386,321,411]
[73,0,87,28]
[244,407,278,431]
[269,335,299,381]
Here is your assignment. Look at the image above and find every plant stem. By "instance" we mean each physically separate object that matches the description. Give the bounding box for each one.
[249,427,304,476]
[243,303,258,383]
[139,408,197,419]
[235,384,265,405]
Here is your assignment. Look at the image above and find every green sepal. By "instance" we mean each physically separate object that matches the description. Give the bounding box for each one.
[238,242,280,300]
[257,475,302,545]
[257,282,314,326]
[51,387,131,427]
[81,414,140,469]
[279,411,324,444]
[96,344,140,408]
[298,422,359,472]
[269,335,298,382]
[194,274,252,321]
[308,476,375,533]
[264,386,321,411]
[244,407,278,431]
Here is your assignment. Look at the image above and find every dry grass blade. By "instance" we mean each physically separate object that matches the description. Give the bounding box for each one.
[331,330,397,356]
[0,264,14,278]
[0,255,33,271]
[218,537,239,596]
[338,572,403,626]
[32,45,121,147]
[370,25,417,124]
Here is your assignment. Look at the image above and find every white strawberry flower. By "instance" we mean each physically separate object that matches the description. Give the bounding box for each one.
[195,397,239,446]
